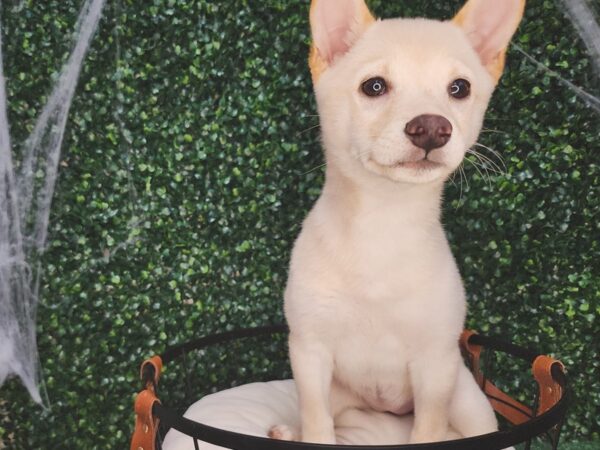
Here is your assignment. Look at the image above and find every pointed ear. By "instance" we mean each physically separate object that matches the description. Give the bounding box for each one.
[309,0,376,83]
[453,0,526,82]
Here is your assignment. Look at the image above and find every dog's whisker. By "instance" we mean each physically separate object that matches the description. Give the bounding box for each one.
[460,164,470,191]
[301,162,328,175]
[464,154,492,188]
[467,157,502,182]
[480,128,507,135]
[474,143,506,167]
[448,169,458,187]
[298,123,321,135]
[465,153,488,180]
[483,151,507,173]
[454,164,466,209]
[473,142,507,173]
[469,147,505,175]
[479,117,511,122]
[466,149,502,177]
[470,148,506,175]
[467,148,497,171]
[474,155,495,187]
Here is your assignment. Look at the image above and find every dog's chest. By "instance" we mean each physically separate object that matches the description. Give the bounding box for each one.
[340,228,446,305]
[332,314,414,413]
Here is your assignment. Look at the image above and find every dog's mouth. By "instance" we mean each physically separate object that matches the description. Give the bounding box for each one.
[374,158,443,171]
[363,154,448,183]
[390,159,442,170]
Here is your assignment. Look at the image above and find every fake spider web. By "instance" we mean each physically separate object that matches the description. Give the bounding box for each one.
[0,0,105,404]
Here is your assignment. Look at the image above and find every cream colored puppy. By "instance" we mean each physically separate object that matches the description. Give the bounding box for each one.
[271,0,525,445]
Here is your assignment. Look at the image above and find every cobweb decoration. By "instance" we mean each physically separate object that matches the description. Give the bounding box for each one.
[563,0,600,76]
[512,0,600,115]
[0,0,105,404]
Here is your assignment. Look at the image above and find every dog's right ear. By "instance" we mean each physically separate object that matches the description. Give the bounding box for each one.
[309,0,376,84]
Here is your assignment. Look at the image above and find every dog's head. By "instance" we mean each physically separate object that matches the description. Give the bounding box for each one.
[309,0,525,185]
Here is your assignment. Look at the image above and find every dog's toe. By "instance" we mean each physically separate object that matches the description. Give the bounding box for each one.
[268,424,298,441]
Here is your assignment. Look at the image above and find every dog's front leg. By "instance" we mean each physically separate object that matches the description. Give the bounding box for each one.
[449,363,498,436]
[408,348,460,444]
[289,333,336,444]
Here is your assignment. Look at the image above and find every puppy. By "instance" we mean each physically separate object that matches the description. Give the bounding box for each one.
[271,0,525,445]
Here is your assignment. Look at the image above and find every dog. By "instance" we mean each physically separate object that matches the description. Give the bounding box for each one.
[269,0,525,445]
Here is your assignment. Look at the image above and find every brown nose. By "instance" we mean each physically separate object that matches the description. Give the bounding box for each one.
[404,114,452,152]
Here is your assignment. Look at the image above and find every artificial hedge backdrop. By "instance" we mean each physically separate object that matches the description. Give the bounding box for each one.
[0,0,598,448]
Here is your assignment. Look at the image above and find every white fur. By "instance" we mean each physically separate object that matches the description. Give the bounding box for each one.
[275,0,524,446]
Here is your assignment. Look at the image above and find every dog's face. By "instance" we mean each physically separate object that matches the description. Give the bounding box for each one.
[310,0,525,185]
[315,20,496,185]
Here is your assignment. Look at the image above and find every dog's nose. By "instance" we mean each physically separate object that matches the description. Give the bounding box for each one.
[404,114,452,152]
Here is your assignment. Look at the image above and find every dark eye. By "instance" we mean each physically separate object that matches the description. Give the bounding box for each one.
[361,77,387,97]
[449,78,471,99]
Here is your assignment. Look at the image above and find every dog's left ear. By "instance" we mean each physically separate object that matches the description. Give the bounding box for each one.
[453,0,526,83]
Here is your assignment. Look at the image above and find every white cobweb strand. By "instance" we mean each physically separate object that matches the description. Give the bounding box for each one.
[562,0,600,76]
[0,27,39,402]
[0,0,105,403]
[512,0,600,115]
[18,0,106,250]
[514,44,600,114]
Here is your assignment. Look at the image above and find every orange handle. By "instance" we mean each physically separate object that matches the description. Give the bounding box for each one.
[131,355,163,450]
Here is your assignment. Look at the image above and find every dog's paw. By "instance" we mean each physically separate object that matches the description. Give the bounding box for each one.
[268,424,299,441]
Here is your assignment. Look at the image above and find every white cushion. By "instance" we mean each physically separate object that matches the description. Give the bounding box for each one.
[162,379,461,449]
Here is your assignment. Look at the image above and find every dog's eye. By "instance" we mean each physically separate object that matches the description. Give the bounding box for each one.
[361,77,387,97]
[449,79,471,99]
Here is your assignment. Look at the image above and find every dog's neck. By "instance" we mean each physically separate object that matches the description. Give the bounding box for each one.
[321,162,446,227]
